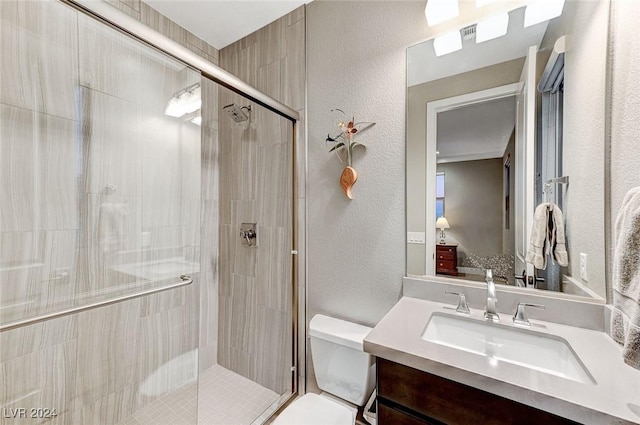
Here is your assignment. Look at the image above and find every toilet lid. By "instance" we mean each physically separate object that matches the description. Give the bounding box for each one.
[272,393,354,425]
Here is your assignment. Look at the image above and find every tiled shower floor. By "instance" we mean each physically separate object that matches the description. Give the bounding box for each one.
[118,365,280,425]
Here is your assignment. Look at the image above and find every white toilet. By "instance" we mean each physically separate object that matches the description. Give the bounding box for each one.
[273,314,376,425]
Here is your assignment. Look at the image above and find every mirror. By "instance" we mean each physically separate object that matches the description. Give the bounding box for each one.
[406,0,609,300]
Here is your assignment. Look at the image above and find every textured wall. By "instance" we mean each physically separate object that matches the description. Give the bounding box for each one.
[407,59,525,275]
[609,0,640,289]
[561,0,609,297]
[307,0,421,324]
[305,0,430,390]
[218,7,305,394]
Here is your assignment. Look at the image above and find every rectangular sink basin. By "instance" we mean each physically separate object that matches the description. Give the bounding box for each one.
[422,313,595,384]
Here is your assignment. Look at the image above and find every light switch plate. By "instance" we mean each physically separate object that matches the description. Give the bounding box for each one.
[579,253,588,281]
[407,232,426,244]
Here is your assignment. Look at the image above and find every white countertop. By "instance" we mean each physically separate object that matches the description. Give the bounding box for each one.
[364,297,640,425]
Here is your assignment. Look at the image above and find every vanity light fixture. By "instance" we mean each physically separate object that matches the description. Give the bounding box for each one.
[164,83,202,118]
[433,30,462,57]
[425,0,459,27]
[524,0,565,27]
[476,12,509,43]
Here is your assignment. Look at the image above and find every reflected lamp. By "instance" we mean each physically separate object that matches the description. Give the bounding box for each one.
[436,216,450,244]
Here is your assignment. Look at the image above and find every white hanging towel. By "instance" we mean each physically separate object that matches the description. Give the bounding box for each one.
[525,203,568,270]
[98,201,128,253]
[610,187,640,370]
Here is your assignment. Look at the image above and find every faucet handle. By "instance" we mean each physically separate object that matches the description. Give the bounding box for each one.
[445,291,470,315]
[485,269,493,281]
[513,303,545,326]
[514,270,527,287]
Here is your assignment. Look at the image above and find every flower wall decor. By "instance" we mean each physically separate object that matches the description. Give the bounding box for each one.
[325,109,375,199]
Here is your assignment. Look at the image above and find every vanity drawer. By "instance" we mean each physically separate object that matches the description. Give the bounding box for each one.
[378,402,443,425]
[436,260,455,270]
[436,251,455,261]
[377,358,579,425]
[435,246,456,255]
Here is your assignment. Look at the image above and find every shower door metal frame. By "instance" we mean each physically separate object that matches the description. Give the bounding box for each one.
[64,0,300,123]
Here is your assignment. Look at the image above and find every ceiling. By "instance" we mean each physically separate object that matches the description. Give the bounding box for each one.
[145,0,312,50]
[437,96,516,163]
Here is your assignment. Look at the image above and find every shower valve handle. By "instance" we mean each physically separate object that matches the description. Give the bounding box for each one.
[240,229,256,246]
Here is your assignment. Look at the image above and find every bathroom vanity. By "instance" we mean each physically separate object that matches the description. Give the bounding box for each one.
[377,358,577,425]
[364,296,640,425]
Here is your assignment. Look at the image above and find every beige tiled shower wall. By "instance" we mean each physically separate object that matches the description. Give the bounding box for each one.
[199,77,220,373]
[218,6,306,395]
[105,0,220,65]
[0,1,219,424]
[108,0,223,377]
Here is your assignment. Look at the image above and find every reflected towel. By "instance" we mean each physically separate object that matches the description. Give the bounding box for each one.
[611,187,640,370]
[525,203,568,269]
[98,202,128,253]
[550,204,568,267]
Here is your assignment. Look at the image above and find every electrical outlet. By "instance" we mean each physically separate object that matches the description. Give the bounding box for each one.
[580,253,588,281]
[407,232,426,244]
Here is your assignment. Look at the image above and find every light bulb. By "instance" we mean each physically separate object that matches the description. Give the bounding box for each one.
[433,30,462,57]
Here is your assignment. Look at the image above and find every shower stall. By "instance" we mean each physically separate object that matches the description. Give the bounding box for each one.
[0,1,298,424]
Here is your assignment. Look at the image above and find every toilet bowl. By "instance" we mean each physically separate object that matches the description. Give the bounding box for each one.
[272,393,354,425]
[272,314,375,425]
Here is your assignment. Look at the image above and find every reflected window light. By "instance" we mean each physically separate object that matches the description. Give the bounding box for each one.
[524,0,565,27]
[476,13,509,43]
[425,0,459,27]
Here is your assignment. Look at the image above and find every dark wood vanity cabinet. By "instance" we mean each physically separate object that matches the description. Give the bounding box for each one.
[435,244,458,276]
[376,358,580,425]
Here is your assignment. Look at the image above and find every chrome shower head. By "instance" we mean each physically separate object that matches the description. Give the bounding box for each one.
[223,103,251,122]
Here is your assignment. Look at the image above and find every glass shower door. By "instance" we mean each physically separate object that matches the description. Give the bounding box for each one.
[1,1,201,424]
[196,85,295,424]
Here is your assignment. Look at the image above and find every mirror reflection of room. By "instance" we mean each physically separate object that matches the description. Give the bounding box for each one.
[435,96,517,285]
[407,0,608,300]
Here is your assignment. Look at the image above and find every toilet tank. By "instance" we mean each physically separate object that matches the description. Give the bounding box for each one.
[309,314,376,406]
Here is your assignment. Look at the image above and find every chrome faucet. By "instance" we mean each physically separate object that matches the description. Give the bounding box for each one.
[484,269,500,322]
[513,302,545,326]
[445,291,470,315]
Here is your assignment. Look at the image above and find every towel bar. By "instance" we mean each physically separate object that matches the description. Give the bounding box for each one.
[0,275,193,332]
